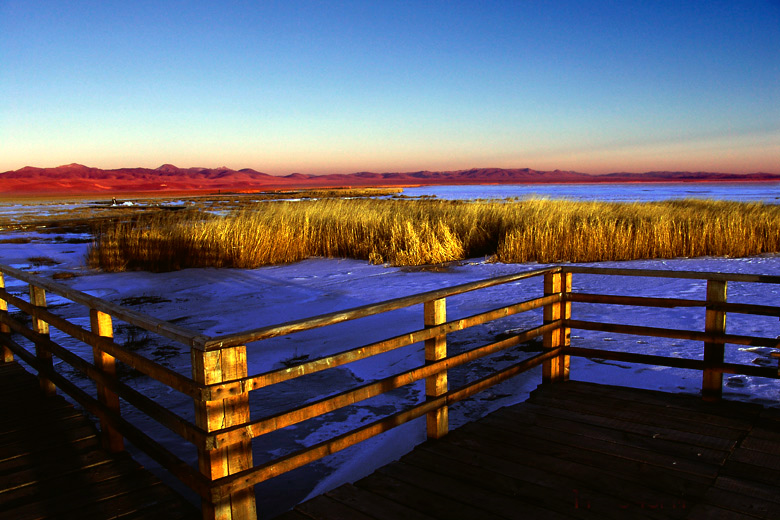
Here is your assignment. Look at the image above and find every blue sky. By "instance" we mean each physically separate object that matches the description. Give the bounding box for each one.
[1,1,778,175]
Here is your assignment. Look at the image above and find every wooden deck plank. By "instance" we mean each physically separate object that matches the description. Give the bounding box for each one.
[0,449,115,493]
[325,483,438,520]
[0,362,198,520]
[0,414,95,442]
[738,435,780,455]
[686,504,763,520]
[0,457,143,510]
[475,414,722,479]
[109,496,203,520]
[701,487,780,519]
[456,416,715,490]
[728,446,780,471]
[527,390,752,440]
[0,436,101,473]
[288,380,777,520]
[526,394,751,442]
[0,385,74,408]
[355,471,497,520]
[747,424,780,443]
[402,443,667,520]
[515,401,739,452]
[713,476,780,505]
[720,459,780,487]
[442,420,707,508]
[294,495,376,520]
[550,380,764,420]
[484,406,730,466]
[0,406,85,435]
[377,460,574,520]
[532,380,761,421]
[414,436,686,519]
[59,484,197,520]
[4,471,165,520]
[0,424,100,463]
[272,510,314,520]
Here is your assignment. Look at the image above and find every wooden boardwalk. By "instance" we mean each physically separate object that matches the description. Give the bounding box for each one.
[2,263,779,520]
[0,361,199,520]
[281,380,780,520]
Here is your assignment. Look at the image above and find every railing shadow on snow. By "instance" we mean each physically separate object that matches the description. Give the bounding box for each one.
[0,262,779,520]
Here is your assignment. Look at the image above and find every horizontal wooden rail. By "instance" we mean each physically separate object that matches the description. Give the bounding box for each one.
[708,301,780,317]
[202,266,559,350]
[568,293,780,317]
[208,347,559,500]
[207,322,557,448]
[204,293,561,401]
[563,265,780,284]
[563,346,779,379]
[569,293,705,308]
[566,319,780,348]
[0,264,208,348]
[0,288,203,399]
[0,312,207,446]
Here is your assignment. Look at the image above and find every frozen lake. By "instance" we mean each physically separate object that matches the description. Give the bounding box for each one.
[2,181,780,228]
[403,182,780,203]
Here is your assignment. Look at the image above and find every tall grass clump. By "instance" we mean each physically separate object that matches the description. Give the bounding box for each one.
[88,210,312,271]
[495,199,780,263]
[88,199,780,272]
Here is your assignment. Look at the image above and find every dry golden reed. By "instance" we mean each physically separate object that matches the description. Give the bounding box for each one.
[88,198,780,272]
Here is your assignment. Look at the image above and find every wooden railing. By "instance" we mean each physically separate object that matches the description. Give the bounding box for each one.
[562,266,780,400]
[0,263,779,520]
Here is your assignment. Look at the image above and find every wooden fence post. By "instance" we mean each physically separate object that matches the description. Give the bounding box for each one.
[90,309,124,452]
[424,298,448,439]
[773,352,780,378]
[0,273,12,363]
[703,280,727,402]
[543,271,571,384]
[30,284,56,396]
[192,346,257,520]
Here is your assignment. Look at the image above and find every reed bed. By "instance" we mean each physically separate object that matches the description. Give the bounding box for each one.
[88,198,780,272]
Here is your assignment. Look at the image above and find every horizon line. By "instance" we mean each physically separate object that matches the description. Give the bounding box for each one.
[5,162,780,178]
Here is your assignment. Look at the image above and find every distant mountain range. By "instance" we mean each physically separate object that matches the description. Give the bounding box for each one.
[2,163,779,195]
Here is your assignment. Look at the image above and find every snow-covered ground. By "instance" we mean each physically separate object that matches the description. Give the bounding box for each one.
[1,231,779,516]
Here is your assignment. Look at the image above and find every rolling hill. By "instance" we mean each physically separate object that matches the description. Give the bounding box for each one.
[1,163,778,195]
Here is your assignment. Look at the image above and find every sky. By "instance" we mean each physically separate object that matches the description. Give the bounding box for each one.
[1,0,779,176]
